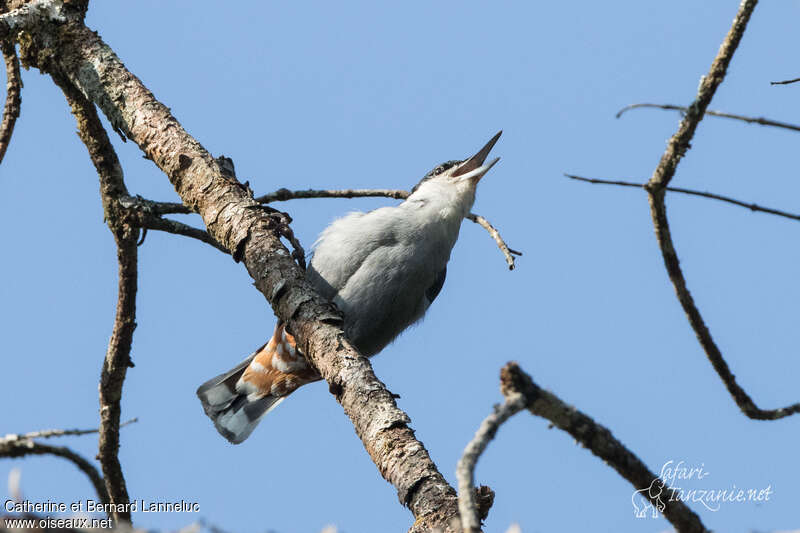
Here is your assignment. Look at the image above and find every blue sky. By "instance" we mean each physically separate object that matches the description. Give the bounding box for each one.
[2,2,800,532]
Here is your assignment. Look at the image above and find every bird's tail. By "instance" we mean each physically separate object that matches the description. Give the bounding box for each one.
[196,323,319,444]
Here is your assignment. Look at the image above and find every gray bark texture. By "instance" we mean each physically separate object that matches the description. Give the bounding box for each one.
[0,1,464,530]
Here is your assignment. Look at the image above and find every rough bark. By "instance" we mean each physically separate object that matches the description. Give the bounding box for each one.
[0,3,463,529]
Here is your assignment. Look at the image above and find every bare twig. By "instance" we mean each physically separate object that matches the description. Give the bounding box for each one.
[500,362,709,533]
[0,436,109,507]
[257,187,521,269]
[0,40,21,165]
[115,196,227,253]
[7,418,138,441]
[466,213,522,270]
[125,196,190,216]
[639,0,800,420]
[565,174,800,222]
[616,103,800,133]
[256,187,410,203]
[56,74,138,522]
[770,77,800,86]
[139,215,228,253]
[456,393,526,533]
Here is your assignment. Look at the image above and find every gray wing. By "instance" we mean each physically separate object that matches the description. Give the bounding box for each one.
[307,208,397,300]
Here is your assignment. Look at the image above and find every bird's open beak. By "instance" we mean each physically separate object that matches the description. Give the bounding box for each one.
[454,130,502,182]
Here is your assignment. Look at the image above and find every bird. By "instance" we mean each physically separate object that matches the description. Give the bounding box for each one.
[197,131,502,444]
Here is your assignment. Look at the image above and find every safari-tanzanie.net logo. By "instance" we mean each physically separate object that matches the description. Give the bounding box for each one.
[631,460,773,519]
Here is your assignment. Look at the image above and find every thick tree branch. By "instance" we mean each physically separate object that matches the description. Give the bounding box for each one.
[0,39,21,164]
[0,434,109,507]
[54,73,138,522]
[12,4,462,529]
[499,362,709,533]
[616,103,800,133]
[639,0,799,420]
[565,173,800,222]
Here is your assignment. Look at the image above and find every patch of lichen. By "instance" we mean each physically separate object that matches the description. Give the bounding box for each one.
[15,27,57,72]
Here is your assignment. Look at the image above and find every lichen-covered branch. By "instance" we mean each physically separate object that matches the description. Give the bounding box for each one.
[565,173,800,222]
[55,73,138,523]
[500,362,709,533]
[640,0,799,419]
[0,39,21,164]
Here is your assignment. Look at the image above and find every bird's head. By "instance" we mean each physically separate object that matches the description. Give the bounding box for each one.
[408,131,501,217]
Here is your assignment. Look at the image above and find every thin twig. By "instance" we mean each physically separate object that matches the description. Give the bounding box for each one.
[139,215,228,253]
[564,174,800,222]
[8,418,138,441]
[131,197,190,216]
[56,74,137,522]
[0,437,109,507]
[466,214,522,270]
[0,40,21,165]
[456,393,526,533]
[641,0,799,419]
[616,103,800,133]
[116,196,227,253]
[256,187,410,204]
[500,362,709,533]
[770,77,800,86]
[257,187,521,269]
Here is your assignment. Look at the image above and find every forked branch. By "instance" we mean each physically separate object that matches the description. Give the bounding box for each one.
[642,0,799,419]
